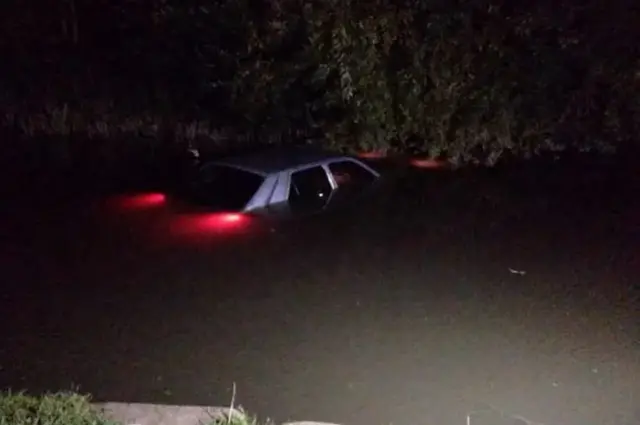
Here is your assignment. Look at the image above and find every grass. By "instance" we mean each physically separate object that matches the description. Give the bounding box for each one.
[0,390,261,425]
[0,391,118,425]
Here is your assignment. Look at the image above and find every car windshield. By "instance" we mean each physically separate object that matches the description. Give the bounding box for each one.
[195,164,264,210]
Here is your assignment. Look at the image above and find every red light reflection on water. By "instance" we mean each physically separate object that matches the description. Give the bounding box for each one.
[357,151,387,159]
[113,192,166,210]
[410,158,445,169]
[169,212,252,239]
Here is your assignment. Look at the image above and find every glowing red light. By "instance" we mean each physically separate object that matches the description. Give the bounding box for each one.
[136,193,166,205]
[111,192,166,210]
[220,213,242,223]
[203,212,247,228]
[410,158,445,169]
[358,151,388,159]
[169,212,252,240]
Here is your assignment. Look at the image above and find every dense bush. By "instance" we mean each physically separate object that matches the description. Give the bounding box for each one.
[1,0,638,166]
[0,391,117,425]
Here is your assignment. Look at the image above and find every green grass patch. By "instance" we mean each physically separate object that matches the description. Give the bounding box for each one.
[0,391,117,425]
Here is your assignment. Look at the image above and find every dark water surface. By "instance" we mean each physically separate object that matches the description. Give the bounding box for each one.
[1,180,639,425]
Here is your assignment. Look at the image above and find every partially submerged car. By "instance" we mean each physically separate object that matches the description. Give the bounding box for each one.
[185,147,382,219]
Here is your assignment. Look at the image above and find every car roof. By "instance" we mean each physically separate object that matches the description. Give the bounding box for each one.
[211,146,356,175]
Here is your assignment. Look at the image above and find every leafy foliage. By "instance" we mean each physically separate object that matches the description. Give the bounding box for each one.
[0,0,638,166]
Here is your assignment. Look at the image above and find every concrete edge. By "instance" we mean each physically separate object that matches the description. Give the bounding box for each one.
[92,402,343,425]
[283,422,343,425]
[93,402,247,425]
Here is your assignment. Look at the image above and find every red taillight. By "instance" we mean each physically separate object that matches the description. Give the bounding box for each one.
[169,212,252,239]
[204,212,246,228]
[112,192,166,210]
[219,213,243,223]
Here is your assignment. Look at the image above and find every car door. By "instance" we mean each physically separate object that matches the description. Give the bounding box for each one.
[325,159,379,208]
[287,165,334,215]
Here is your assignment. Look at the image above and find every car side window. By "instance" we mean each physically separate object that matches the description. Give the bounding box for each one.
[327,160,376,188]
[289,166,332,207]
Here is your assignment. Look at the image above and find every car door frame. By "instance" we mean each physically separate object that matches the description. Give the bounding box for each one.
[323,158,380,189]
[279,162,337,215]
